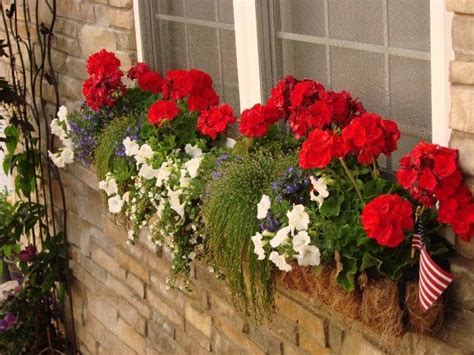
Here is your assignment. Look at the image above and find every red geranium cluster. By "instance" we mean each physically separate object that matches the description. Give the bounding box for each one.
[197,104,235,139]
[238,76,364,139]
[163,69,219,112]
[299,129,347,169]
[128,63,163,94]
[361,194,414,248]
[396,142,474,241]
[82,49,126,111]
[148,100,181,126]
[342,113,400,165]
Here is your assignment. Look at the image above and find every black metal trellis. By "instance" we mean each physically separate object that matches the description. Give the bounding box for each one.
[0,0,77,353]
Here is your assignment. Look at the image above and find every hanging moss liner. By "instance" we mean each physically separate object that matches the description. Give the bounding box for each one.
[359,277,404,337]
[405,281,444,334]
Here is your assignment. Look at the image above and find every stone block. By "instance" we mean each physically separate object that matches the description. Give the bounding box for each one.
[95,5,135,30]
[90,245,124,280]
[60,74,84,100]
[149,272,188,309]
[411,332,466,354]
[213,330,244,354]
[456,236,474,260]
[340,333,385,355]
[147,289,184,327]
[79,24,117,57]
[126,271,145,297]
[131,294,153,319]
[213,319,266,355]
[450,256,474,311]
[117,318,147,353]
[116,31,136,51]
[185,304,213,338]
[116,247,150,282]
[105,274,134,304]
[450,85,474,134]
[87,290,118,333]
[450,61,474,85]
[109,0,133,8]
[447,0,474,14]
[55,17,80,37]
[450,130,474,176]
[299,330,330,355]
[452,14,474,60]
[147,321,185,354]
[80,254,107,282]
[52,34,81,57]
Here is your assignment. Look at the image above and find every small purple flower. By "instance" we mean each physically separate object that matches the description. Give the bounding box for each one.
[216,153,229,166]
[212,171,222,180]
[19,245,37,263]
[260,212,280,232]
[0,312,18,332]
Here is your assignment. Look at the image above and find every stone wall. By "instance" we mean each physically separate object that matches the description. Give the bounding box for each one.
[6,0,474,354]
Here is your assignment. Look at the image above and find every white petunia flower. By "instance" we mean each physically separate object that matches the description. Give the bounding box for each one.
[139,163,159,180]
[99,175,118,196]
[108,195,124,214]
[292,230,310,253]
[184,156,203,178]
[167,188,185,218]
[310,176,329,208]
[135,144,154,165]
[50,118,66,139]
[156,162,172,187]
[270,226,291,248]
[61,137,73,149]
[185,144,202,158]
[179,169,191,189]
[122,191,130,203]
[287,204,309,232]
[269,251,292,272]
[296,245,321,266]
[0,280,19,304]
[251,232,266,260]
[257,194,271,220]
[48,151,65,168]
[123,137,139,157]
[57,105,68,122]
[61,147,74,164]
[224,137,236,148]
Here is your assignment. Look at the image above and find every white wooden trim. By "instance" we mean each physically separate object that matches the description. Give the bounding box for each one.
[133,0,144,62]
[430,0,453,146]
[233,0,263,111]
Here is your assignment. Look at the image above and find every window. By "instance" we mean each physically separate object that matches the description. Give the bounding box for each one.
[270,0,431,168]
[136,0,451,163]
[137,0,240,112]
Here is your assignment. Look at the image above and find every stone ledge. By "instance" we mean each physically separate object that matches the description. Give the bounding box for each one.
[447,0,474,15]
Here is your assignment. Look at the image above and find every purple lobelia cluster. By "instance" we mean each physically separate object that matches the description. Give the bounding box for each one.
[271,166,310,205]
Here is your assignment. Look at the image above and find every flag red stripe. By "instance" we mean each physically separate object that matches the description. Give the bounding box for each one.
[421,249,453,285]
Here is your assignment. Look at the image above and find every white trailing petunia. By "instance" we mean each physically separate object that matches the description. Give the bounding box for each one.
[184,156,203,178]
[185,144,202,158]
[57,105,68,122]
[270,226,291,248]
[292,230,310,253]
[167,188,185,218]
[99,175,118,196]
[310,176,329,208]
[139,163,159,180]
[269,251,292,272]
[61,137,73,149]
[108,195,124,214]
[123,137,140,157]
[257,194,271,220]
[251,232,266,260]
[156,162,172,187]
[0,280,19,304]
[135,144,154,165]
[48,151,65,168]
[287,204,309,231]
[50,118,66,139]
[224,137,236,148]
[61,147,74,165]
[179,169,191,189]
[296,245,321,266]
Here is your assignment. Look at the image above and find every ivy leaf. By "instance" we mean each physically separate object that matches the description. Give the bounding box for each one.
[4,125,19,154]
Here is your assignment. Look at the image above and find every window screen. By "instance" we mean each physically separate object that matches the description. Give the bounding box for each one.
[138,0,240,112]
[271,0,431,169]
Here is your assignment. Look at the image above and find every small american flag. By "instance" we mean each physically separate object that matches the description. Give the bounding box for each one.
[412,216,454,312]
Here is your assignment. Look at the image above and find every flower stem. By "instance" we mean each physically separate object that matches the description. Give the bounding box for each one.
[339,158,364,205]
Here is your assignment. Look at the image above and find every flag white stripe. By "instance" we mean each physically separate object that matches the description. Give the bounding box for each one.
[421,250,453,285]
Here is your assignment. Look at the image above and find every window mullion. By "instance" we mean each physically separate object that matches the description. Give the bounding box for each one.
[233,0,264,111]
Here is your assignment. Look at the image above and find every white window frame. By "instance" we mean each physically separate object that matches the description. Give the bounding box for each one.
[133,0,452,144]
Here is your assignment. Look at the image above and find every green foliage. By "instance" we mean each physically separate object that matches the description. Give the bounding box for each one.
[94,113,142,183]
[201,147,296,320]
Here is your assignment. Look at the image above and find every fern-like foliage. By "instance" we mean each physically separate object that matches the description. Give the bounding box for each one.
[201,146,296,320]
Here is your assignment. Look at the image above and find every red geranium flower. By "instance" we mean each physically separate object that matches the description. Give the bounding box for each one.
[148,100,181,126]
[361,194,414,248]
[396,142,462,206]
[137,71,163,94]
[267,75,299,116]
[127,63,151,80]
[452,203,474,241]
[86,49,121,76]
[438,185,472,224]
[290,80,326,108]
[342,113,400,165]
[197,104,235,139]
[327,90,364,127]
[239,104,280,138]
[188,87,219,112]
[299,129,347,169]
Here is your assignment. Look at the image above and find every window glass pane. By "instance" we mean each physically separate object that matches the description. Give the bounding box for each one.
[272,0,431,168]
[148,0,239,112]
